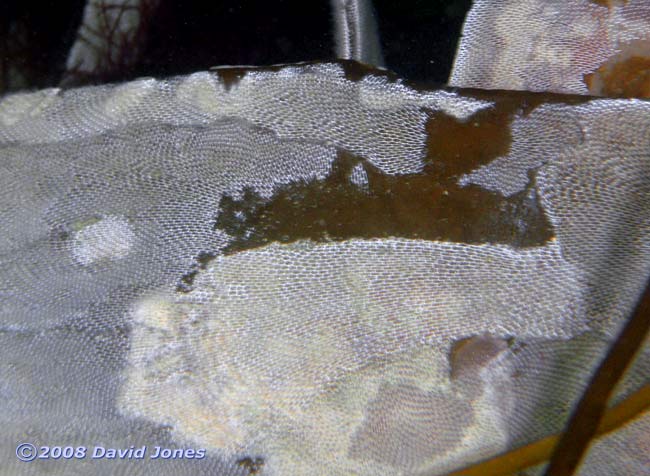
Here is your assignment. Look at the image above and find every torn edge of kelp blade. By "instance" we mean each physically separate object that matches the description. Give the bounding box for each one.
[442,277,650,476]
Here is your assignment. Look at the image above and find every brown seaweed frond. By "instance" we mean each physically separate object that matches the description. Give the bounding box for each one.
[444,278,650,476]
[544,278,650,476]
[443,383,650,476]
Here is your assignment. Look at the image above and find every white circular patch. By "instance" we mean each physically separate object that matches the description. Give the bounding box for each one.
[72,216,135,266]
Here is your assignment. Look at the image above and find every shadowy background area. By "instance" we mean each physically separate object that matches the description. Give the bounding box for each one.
[0,0,472,93]
[375,0,473,83]
[0,0,85,92]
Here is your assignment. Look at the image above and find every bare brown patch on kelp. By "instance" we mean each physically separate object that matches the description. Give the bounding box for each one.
[589,0,628,8]
[450,335,509,381]
[213,96,555,253]
[236,456,264,475]
[584,42,650,98]
[178,88,593,291]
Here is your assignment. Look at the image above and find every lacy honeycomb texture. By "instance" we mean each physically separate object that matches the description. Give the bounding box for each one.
[2,1,650,475]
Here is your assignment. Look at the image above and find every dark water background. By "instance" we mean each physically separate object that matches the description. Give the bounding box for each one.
[0,0,472,92]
